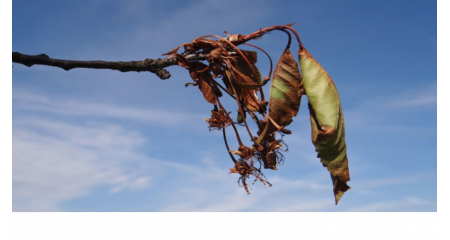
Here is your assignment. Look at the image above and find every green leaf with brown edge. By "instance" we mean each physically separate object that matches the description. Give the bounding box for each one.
[269,48,303,127]
[255,47,303,146]
[298,47,350,205]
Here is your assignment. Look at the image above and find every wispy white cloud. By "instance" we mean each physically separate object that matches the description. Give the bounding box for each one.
[67,0,275,60]
[161,187,259,212]
[130,0,273,44]
[271,199,334,212]
[383,83,437,109]
[153,158,338,212]
[352,172,435,190]
[347,172,436,201]
[345,197,436,212]
[354,82,436,110]
[13,91,203,128]
[268,176,330,192]
[12,118,154,211]
[342,82,437,132]
[388,95,437,108]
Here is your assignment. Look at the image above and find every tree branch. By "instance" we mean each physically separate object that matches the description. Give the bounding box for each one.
[12,52,214,80]
[12,23,297,80]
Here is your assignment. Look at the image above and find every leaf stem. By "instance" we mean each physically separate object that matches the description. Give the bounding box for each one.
[280,25,304,50]
[243,43,273,82]
[278,29,292,50]
[214,95,244,146]
[223,128,237,163]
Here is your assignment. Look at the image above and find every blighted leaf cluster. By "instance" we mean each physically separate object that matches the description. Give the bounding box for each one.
[165,24,350,204]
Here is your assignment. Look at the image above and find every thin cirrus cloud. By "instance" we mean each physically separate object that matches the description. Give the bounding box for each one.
[342,82,436,133]
[356,82,436,110]
[345,197,437,213]
[351,173,435,189]
[381,83,436,109]
[12,90,204,211]
[65,0,275,60]
[13,91,203,128]
[12,117,153,211]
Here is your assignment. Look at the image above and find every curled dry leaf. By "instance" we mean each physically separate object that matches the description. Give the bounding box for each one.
[235,50,262,84]
[176,54,191,69]
[188,62,219,105]
[198,78,217,105]
[299,48,350,205]
[224,68,261,112]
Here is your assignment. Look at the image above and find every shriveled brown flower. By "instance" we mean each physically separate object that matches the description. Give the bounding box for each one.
[229,145,254,160]
[204,109,232,131]
[255,138,286,170]
[229,159,272,194]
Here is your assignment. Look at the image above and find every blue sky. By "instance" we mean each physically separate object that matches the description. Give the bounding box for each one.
[12,0,436,212]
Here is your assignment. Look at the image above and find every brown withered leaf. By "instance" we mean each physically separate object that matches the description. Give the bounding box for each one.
[176,54,190,69]
[223,68,260,112]
[197,75,216,105]
[162,43,191,58]
[227,61,263,90]
[189,62,217,105]
[221,72,234,95]
[241,90,260,112]
[235,50,262,84]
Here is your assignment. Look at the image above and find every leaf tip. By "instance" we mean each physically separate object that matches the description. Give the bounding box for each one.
[334,186,351,205]
[332,170,351,205]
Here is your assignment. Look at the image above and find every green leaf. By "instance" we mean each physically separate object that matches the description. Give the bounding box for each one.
[299,48,350,205]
